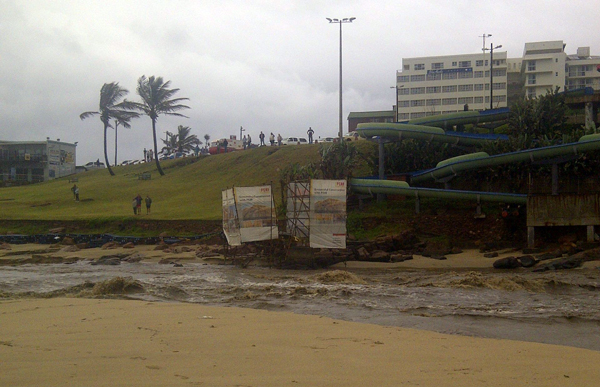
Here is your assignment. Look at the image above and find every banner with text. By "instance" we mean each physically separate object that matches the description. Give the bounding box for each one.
[222,189,241,246]
[309,179,347,249]
[235,185,279,243]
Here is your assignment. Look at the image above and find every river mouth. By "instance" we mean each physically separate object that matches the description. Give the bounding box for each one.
[1,260,599,351]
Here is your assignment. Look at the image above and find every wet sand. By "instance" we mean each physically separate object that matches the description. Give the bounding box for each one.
[1,297,600,387]
[2,243,600,385]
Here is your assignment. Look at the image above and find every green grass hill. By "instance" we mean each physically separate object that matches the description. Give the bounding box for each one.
[0,144,374,222]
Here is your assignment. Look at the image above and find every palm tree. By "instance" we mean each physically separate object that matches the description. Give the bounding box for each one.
[130,76,190,176]
[80,82,139,176]
[174,125,200,154]
[161,131,178,156]
[204,134,211,150]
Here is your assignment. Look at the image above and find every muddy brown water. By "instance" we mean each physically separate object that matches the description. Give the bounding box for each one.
[1,260,599,351]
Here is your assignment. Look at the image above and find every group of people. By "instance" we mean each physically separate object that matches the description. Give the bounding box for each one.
[132,194,152,215]
[143,148,154,162]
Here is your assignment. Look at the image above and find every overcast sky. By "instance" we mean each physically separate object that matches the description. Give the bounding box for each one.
[1,0,598,164]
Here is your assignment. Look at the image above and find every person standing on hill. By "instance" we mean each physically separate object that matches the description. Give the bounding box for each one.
[277,133,282,146]
[145,195,152,214]
[269,132,275,146]
[71,184,77,200]
[243,135,248,150]
[74,186,79,201]
[307,127,314,144]
[259,131,265,146]
[247,134,252,148]
[135,194,142,215]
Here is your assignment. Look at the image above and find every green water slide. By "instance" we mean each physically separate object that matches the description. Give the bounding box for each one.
[356,108,510,146]
[349,178,527,204]
[411,134,600,184]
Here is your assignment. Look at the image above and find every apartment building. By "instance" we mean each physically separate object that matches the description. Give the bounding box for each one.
[395,51,508,120]
[522,41,567,99]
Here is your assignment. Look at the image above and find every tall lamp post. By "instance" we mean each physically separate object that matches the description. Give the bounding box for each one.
[479,33,492,110]
[485,43,502,110]
[239,126,245,141]
[327,17,356,140]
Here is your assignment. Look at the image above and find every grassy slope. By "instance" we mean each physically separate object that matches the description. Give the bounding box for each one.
[0,144,336,221]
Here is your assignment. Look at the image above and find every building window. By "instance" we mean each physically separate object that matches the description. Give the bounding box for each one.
[452,61,457,67]
[410,87,425,94]
[527,61,536,71]
[426,72,442,81]
[458,97,474,104]
[442,98,457,105]
[492,82,506,90]
[528,74,536,85]
[493,69,506,77]
[411,112,426,119]
[476,60,484,67]
[404,65,410,70]
[442,85,457,93]
[458,61,472,68]
[458,71,473,79]
[474,71,484,78]
[458,84,473,92]
[426,86,441,93]
[399,88,410,95]
[426,99,441,106]
[431,62,444,70]
[398,75,409,82]
[410,74,425,82]
[485,84,490,90]
[398,113,410,120]
[398,100,410,107]
[492,95,506,102]
[411,99,425,107]
[442,72,458,80]
[474,84,484,91]
[527,90,536,99]
[474,96,484,104]
[414,63,425,70]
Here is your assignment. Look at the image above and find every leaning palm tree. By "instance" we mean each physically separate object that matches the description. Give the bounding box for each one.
[174,125,201,154]
[80,82,139,176]
[204,134,211,150]
[130,76,190,176]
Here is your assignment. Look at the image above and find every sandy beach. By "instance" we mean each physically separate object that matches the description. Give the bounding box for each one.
[1,243,600,385]
[1,297,599,387]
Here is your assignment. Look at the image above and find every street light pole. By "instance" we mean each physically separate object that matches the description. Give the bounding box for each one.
[239,126,245,141]
[327,17,356,140]
[479,33,491,110]
[486,43,502,110]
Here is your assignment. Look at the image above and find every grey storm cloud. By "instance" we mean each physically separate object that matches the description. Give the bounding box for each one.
[1,0,598,164]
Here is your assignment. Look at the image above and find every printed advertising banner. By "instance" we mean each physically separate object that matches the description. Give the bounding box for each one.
[234,185,279,243]
[222,189,241,246]
[309,179,347,249]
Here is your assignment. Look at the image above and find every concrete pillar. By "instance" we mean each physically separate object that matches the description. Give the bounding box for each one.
[585,102,596,133]
[551,163,559,196]
[377,137,385,202]
[587,225,595,242]
[528,227,535,249]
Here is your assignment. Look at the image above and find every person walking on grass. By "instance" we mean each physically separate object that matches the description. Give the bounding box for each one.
[71,184,77,200]
[145,195,152,214]
[307,127,314,144]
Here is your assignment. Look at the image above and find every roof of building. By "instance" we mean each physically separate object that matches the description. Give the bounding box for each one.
[348,111,395,119]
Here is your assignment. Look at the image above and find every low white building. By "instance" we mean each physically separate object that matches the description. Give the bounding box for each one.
[0,139,77,184]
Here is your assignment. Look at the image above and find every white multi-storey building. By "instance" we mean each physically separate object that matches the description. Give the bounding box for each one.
[396,51,508,120]
[566,46,600,92]
[522,41,567,99]
[393,41,600,122]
